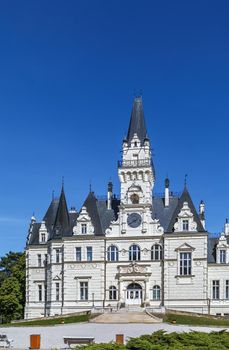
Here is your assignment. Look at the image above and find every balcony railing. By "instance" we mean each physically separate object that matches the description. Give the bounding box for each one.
[118,159,153,168]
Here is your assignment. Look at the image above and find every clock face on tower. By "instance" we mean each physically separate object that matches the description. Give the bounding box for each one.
[127,213,142,228]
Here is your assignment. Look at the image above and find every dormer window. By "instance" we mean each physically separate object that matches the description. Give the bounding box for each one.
[81,223,87,234]
[220,250,226,264]
[41,233,46,243]
[134,141,138,147]
[183,220,189,231]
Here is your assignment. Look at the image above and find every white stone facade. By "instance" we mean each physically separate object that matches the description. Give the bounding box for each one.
[25,97,229,319]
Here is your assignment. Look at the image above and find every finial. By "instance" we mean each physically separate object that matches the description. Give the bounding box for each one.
[184,174,188,188]
[226,218,228,224]
[52,190,55,200]
[89,180,92,193]
[62,176,64,188]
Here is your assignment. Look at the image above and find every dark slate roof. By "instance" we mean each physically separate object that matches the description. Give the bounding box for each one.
[27,223,41,245]
[97,197,120,234]
[83,192,103,236]
[152,196,179,231]
[208,237,218,263]
[127,96,147,146]
[43,198,59,232]
[167,187,205,233]
[51,187,70,239]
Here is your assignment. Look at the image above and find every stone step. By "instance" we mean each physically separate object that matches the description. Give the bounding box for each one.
[90,311,162,324]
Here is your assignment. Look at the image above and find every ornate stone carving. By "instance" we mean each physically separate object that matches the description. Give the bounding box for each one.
[174,201,197,232]
[73,206,94,235]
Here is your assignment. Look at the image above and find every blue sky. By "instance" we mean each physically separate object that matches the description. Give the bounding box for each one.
[0,0,229,255]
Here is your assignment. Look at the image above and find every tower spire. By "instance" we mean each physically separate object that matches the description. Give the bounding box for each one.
[126,96,148,146]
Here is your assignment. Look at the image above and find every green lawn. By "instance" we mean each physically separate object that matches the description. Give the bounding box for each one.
[164,312,229,327]
[1,313,90,327]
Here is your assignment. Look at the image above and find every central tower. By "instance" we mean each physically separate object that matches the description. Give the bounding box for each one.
[118,96,155,207]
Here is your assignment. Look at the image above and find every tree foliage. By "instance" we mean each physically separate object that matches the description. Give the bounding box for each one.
[76,331,229,350]
[0,251,25,323]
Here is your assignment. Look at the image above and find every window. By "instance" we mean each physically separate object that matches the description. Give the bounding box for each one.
[107,245,119,261]
[212,280,220,300]
[81,224,87,234]
[44,254,48,266]
[56,282,60,301]
[226,280,229,299]
[80,282,88,300]
[87,247,93,261]
[151,244,162,260]
[41,233,46,243]
[152,285,161,300]
[38,254,42,267]
[220,250,226,264]
[130,193,139,204]
[55,249,61,263]
[44,284,47,302]
[38,284,42,302]
[183,220,189,231]
[129,244,141,261]
[179,252,192,275]
[109,286,117,300]
[76,247,82,261]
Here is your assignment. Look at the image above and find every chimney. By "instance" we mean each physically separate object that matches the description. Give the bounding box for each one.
[225,219,229,236]
[165,177,170,207]
[107,181,113,210]
[199,200,205,229]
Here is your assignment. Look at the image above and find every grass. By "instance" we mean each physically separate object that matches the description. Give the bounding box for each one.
[164,312,229,327]
[1,313,91,327]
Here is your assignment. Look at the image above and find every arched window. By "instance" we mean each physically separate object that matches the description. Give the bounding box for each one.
[107,245,119,261]
[109,286,117,300]
[152,285,161,300]
[129,244,141,261]
[151,244,162,260]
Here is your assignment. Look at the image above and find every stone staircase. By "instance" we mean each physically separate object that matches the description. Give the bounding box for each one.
[90,307,162,323]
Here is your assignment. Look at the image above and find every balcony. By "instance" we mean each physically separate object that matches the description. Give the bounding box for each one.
[118,159,153,168]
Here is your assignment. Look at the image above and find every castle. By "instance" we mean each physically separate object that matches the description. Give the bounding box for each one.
[25,97,229,319]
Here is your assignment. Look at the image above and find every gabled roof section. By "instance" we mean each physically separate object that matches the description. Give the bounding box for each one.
[83,191,103,236]
[167,187,205,233]
[52,186,70,238]
[43,198,59,231]
[127,96,148,146]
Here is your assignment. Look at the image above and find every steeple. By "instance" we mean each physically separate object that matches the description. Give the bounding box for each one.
[126,96,148,146]
[53,185,70,237]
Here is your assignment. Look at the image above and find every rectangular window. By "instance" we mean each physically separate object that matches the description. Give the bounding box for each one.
[179,252,191,275]
[226,280,229,299]
[38,284,42,302]
[212,280,220,300]
[80,282,88,300]
[38,254,42,267]
[41,233,46,242]
[44,254,48,266]
[44,284,47,302]
[220,250,226,264]
[183,220,189,231]
[55,249,61,263]
[56,282,60,301]
[81,224,87,234]
[87,247,93,261]
[76,247,82,261]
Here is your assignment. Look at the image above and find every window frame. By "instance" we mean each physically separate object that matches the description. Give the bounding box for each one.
[219,249,226,264]
[179,252,192,276]
[182,219,189,231]
[212,280,220,300]
[38,284,42,302]
[226,280,229,299]
[151,244,162,261]
[86,246,93,261]
[109,286,117,300]
[129,244,141,261]
[55,282,60,301]
[107,245,119,262]
[81,223,87,234]
[76,247,82,261]
[80,281,88,301]
[38,254,42,267]
[152,285,161,300]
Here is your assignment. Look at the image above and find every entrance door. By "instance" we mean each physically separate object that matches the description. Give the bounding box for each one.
[126,283,142,305]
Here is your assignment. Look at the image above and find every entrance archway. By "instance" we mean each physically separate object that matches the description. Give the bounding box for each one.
[126,283,142,305]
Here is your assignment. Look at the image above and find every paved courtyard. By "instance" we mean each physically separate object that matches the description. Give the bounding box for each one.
[0,322,228,349]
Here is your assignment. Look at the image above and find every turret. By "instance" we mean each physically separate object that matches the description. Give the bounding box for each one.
[225,218,229,236]
[199,200,205,229]
[165,177,170,207]
[107,181,113,210]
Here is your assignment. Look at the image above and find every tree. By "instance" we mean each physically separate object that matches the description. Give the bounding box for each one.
[0,294,22,323]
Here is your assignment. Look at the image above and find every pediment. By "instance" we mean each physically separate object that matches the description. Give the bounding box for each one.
[175,243,196,252]
[53,275,61,281]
